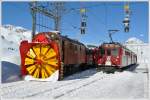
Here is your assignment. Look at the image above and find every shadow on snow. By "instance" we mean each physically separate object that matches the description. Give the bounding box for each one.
[2,61,22,83]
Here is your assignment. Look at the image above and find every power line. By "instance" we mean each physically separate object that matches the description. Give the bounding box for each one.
[88,10,106,26]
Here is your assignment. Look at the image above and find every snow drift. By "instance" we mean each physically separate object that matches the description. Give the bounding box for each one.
[125,37,144,44]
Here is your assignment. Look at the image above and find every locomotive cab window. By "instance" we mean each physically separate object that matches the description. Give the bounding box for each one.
[112,48,118,56]
[107,49,111,56]
[99,47,105,56]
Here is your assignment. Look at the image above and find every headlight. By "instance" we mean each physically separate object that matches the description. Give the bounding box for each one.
[51,34,55,38]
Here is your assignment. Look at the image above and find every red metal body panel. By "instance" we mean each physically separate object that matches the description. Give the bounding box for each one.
[61,37,86,65]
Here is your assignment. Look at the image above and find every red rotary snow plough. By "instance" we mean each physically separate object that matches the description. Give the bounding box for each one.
[20,32,61,80]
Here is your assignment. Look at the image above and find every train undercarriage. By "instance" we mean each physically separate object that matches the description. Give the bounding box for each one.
[96,64,138,73]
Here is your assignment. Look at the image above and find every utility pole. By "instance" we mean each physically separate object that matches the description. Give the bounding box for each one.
[53,2,64,31]
[29,2,64,39]
[30,2,37,39]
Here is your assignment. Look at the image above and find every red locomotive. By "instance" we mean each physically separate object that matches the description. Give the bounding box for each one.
[20,32,95,81]
[94,42,137,72]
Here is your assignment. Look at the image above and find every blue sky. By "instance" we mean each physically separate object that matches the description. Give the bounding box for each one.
[2,1,149,45]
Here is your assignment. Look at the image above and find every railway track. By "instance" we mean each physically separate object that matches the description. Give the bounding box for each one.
[1,81,47,96]
[1,69,94,98]
[53,75,109,99]
[27,71,113,98]
[1,69,113,98]
[2,67,147,99]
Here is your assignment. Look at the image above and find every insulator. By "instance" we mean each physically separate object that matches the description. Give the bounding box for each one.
[81,21,86,27]
[124,26,129,32]
[80,8,86,13]
[81,28,85,34]
[124,4,129,11]
[123,16,130,32]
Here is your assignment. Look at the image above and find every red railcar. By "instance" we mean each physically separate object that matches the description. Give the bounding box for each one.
[94,42,137,71]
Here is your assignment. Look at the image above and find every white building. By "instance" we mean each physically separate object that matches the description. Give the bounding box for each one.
[125,43,149,64]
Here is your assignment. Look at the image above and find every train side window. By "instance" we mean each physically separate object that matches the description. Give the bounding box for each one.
[69,43,73,49]
[99,48,105,56]
[74,45,77,51]
[107,49,111,56]
[80,46,82,51]
[112,48,118,56]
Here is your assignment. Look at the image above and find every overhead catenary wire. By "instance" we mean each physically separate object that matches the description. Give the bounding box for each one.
[9,2,128,36]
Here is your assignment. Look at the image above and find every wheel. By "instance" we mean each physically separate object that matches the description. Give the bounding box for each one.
[24,44,59,79]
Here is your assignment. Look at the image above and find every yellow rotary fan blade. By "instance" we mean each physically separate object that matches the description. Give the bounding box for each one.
[33,67,40,78]
[26,65,37,74]
[32,45,41,59]
[41,68,49,78]
[25,58,34,65]
[46,61,58,68]
[41,45,50,56]
[45,65,54,75]
[26,48,36,59]
[25,44,59,79]
[45,48,56,60]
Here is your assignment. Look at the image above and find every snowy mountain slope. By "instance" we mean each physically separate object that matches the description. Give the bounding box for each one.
[0,24,32,44]
[125,37,144,44]
[0,25,32,64]
[1,33,19,65]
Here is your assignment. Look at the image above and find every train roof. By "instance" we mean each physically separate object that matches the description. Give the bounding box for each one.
[36,32,85,46]
[100,42,136,55]
[61,35,85,46]
[101,42,125,48]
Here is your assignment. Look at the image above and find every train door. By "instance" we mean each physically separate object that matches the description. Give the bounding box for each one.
[111,48,120,66]
[125,51,129,66]
[121,49,127,67]
[61,40,66,75]
[62,40,65,62]
[105,48,111,66]
[131,53,133,64]
[107,49,111,56]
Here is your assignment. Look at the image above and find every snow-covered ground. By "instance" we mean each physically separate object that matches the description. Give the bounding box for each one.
[1,64,149,99]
